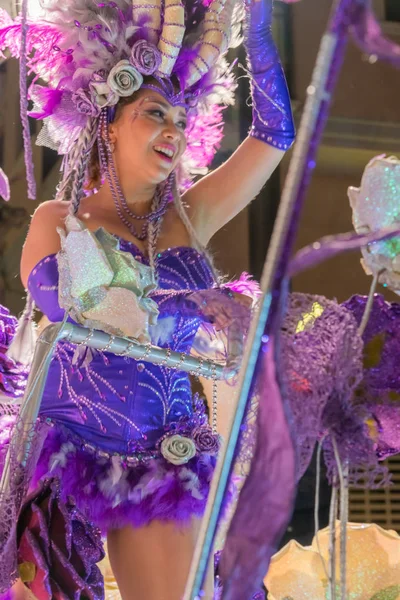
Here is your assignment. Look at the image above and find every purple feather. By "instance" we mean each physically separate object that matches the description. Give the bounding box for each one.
[0,168,10,201]
[32,425,216,533]
[28,86,63,119]
[223,273,262,304]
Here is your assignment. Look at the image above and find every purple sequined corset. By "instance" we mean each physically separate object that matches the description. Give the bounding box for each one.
[28,240,215,454]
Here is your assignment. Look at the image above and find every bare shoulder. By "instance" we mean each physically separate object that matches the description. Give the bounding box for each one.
[33,199,70,223]
[20,200,69,288]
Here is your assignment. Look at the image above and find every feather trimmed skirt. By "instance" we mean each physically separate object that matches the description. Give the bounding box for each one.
[0,413,219,534]
[32,420,218,532]
[0,411,219,597]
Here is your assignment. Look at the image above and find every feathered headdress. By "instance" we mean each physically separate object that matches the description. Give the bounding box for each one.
[0,0,242,197]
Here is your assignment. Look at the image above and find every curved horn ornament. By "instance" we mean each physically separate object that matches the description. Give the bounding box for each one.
[157,0,186,76]
[185,0,235,87]
[131,0,162,45]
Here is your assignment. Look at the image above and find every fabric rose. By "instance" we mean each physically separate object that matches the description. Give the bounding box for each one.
[89,79,119,108]
[192,426,221,454]
[130,40,162,75]
[107,60,143,97]
[161,434,196,465]
[72,88,100,117]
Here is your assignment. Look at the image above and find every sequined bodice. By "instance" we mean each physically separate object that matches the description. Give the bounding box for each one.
[28,240,215,453]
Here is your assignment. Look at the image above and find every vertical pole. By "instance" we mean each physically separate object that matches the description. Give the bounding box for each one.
[183,1,362,597]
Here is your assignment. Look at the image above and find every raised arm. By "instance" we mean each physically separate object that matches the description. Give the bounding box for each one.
[184,0,295,245]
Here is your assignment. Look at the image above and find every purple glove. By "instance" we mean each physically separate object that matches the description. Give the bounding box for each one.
[244,0,295,150]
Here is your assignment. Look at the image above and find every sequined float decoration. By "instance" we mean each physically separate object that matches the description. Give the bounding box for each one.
[348,155,400,295]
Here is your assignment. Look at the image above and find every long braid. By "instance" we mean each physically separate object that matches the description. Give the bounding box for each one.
[19,0,36,200]
[55,118,97,214]
[70,118,98,214]
[172,179,221,283]
[55,142,81,202]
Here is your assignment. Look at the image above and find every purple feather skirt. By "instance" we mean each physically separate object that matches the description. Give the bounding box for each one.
[31,422,217,533]
[0,416,218,598]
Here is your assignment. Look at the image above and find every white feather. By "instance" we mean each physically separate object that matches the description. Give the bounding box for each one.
[49,442,76,470]
[149,316,177,346]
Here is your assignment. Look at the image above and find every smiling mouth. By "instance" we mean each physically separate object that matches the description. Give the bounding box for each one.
[153,145,174,162]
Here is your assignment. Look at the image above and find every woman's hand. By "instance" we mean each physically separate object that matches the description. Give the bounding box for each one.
[182,0,295,245]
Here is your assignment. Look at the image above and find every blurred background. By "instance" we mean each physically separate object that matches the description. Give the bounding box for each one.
[0,0,399,548]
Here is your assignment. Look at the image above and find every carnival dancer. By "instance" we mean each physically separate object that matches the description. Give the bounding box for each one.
[0,0,295,597]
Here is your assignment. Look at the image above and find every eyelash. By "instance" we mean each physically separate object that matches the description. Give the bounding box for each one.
[148,109,187,131]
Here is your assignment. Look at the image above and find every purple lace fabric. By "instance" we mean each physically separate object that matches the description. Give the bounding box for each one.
[280,293,388,486]
[0,417,49,594]
[343,294,400,462]
[0,309,30,592]
[17,478,104,599]
[0,306,27,401]
[281,293,361,478]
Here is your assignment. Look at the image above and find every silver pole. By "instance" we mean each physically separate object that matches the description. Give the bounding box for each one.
[0,320,231,499]
[58,322,232,380]
[0,321,66,496]
[183,19,343,600]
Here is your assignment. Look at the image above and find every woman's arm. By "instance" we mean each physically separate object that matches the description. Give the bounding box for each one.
[20,200,68,288]
[184,137,284,244]
[183,0,294,245]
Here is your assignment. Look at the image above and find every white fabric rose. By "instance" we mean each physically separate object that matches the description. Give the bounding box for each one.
[348,155,400,295]
[160,435,196,465]
[107,60,143,97]
[89,80,119,108]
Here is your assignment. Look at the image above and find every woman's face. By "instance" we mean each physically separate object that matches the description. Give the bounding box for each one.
[109,89,188,186]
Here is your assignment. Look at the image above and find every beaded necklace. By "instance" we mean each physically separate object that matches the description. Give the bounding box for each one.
[98,109,171,242]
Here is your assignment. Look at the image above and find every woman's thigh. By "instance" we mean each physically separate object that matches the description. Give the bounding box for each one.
[107,518,214,600]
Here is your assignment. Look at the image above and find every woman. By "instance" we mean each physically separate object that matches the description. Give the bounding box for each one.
[0,0,295,598]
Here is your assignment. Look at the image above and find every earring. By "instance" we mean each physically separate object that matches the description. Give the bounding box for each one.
[106,140,115,154]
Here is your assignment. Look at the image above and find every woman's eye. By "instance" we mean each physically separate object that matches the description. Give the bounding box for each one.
[148,109,165,119]
[177,120,187,131]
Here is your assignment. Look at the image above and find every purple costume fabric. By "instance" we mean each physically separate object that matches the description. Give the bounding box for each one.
[343,294,400,462]
[278,293,390,487]
[23,239,221,532]
[17,478,105,600]
[0,306,27,401]
[0,240,264,598]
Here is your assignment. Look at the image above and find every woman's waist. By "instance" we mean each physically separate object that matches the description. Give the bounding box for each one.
[40,349,194,446]
[38,386,208,456]
[42,347,193,405]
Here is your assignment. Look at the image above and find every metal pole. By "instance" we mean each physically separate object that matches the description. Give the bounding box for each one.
[59,322,232,380]
[183,0,359,597]
[0,320,231,498]
[0,321,66,495]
